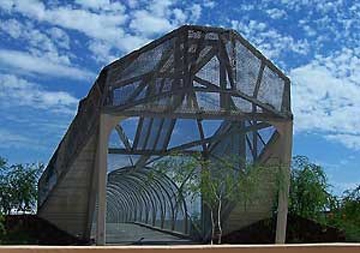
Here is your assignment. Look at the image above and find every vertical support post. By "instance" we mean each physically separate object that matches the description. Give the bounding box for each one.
[96,113,114,245]
[275,120,293,244]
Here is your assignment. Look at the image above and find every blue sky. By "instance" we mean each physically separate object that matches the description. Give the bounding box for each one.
[0,0,359,195]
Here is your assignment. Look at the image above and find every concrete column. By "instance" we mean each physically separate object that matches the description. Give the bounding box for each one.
[95,113,116,245]
[275,121,293,244]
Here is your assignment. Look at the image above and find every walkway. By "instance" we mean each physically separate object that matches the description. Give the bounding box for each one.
[105,223,192,245]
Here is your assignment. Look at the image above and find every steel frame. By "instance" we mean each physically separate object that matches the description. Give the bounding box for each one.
[38,25,293,246]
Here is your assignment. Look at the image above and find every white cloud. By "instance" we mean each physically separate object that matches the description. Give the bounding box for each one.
[46,27,70,50]
[325,134,360,151]
[266,8,287,19]
[0,18,22,38]
[302,25,317,37]
[148,0,174,17]
[0,18,74,67]
[188,4,202,22]
[1,0,128,43]
[75,0,125,12]
[45,8,127,42]
[0,74,78,112]
[231,19,310,60]
[88,40,117,64]
[129,10,174,36]
[0,73,76,152]
[173,8,187,24]
[0,0,216,64]
[291,47,360,149]
[1,19,55,52]
[0,49,94,80]
[203,1,215,9]
[0,128,33,148]
[128,0,201,37]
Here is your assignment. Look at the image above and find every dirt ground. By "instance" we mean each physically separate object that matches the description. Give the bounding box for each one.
[222,214,346,244]
[2,215,85,245]
[1,214,346,245]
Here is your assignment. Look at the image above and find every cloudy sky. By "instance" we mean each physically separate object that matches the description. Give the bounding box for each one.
[0,0,359,194]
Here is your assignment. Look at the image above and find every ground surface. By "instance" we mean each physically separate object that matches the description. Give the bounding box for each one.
[105,223,191,245]
[1,215,85,245]
[222,214,346,244]
[1,216,190,245]
[1,214,346,245]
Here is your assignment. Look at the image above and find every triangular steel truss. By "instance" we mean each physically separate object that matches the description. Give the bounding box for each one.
[38,25,293,245]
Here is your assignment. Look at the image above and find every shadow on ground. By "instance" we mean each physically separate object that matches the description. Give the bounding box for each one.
[222,214,346,244]
[0,214,346,245]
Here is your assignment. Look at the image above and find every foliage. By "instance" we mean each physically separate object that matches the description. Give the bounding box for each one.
[152,154,275,244]
[289,156,360,241]
[289,155,332,222]
[327,185,360,241]
[0,156,44,215]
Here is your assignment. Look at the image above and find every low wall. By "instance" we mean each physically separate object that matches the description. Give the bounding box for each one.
[0,244,360,253]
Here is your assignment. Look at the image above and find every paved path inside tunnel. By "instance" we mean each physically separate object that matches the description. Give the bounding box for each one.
[105,223,193,245]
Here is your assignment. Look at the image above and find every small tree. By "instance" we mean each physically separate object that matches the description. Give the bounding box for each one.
[289,155,332,222]
[340,185,360,241]
[327,185,360,241]
[153,154,268,244]
[0,157,44,214]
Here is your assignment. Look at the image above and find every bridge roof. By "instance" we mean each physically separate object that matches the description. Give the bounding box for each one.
[84,25,291,122]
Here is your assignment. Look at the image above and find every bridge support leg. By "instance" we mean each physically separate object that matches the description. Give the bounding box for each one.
[275,121,293,244]
[96,113,114,246]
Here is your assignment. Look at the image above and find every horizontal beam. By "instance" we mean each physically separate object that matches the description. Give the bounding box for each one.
[108,122,270,156]
[105,108,292,122]
[108,148,200,156]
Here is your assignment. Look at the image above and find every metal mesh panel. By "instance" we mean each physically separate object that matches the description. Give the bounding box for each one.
[235,41,261,96]
[201,120,222,138]
[155,118,174,150]
[119,117,138,143]
[116,38,175,83]
[137,118,152,149]
[196,56,220,86]
[205,32,219,40]
[113,81,140,106]
[196,92,220,111]
[160,54,174,73]
[168,119,201,148]
[107,154,140,172]
[144,118,161,150]
[197,46,213,63]
[258,126,276,145]
[245,133,253,163]
[231,96,253,112]
[257,66,285,111]
[105,26,290,118]
[256,134,265,156]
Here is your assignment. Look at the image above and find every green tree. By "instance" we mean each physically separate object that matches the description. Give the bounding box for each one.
[153,154,269,244]
[327,185,360,241]
[340,185,360,241]
[289,155,332,222]
[0,157,44,214]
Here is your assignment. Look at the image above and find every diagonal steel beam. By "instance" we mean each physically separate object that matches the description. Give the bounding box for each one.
[114,124,132,150]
